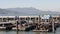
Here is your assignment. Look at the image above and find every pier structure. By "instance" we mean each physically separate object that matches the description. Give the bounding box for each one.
[0,15,60,32]
[0,15,60,23]
[0,15,60,26]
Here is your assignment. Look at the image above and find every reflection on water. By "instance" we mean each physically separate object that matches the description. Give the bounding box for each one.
[34,32,48,34]
[33,32,55,34]
[0,27,60,34]
[0,31,57,34]
[16,31,56,34]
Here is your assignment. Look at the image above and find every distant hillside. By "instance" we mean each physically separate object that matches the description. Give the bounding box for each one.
[0,8,60,16]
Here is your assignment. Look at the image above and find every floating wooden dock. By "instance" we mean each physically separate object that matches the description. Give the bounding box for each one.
[0,27,6,29]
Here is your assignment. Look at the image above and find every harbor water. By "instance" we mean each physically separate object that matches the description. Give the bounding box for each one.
[0,27,60,34]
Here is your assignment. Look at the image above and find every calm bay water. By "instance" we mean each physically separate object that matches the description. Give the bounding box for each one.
[0,27,60,34]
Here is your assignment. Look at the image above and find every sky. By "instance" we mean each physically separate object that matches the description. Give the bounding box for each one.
[0,0,60,11]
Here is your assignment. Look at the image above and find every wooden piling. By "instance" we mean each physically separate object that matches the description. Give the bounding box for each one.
[52,19,55,32]
[16,20,19,34]
[39,15,40,23]
[16,20,18,31]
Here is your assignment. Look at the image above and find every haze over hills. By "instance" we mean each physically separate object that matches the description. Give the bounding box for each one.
[0,7,60,16]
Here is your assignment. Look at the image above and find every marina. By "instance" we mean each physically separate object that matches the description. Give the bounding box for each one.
[0,15,60,32]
